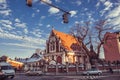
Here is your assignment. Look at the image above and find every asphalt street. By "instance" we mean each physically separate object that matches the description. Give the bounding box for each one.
[3,72,120,80]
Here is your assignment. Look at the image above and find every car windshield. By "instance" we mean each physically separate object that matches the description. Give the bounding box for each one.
[1,66,13,70]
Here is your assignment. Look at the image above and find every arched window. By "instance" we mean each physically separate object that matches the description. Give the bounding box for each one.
[57,56,62,63]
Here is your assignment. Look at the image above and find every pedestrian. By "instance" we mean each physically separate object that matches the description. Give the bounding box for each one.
[61,66,63,72]
[109,67,113,74]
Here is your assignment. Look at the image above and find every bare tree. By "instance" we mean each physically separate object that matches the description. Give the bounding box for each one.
[69,20,113,63]
[69,21,91,45]
[95,20,113,58]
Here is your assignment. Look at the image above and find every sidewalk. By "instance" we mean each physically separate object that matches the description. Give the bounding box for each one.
[16,70,120,76]
[44,72,81,76]
[16,71,81,76]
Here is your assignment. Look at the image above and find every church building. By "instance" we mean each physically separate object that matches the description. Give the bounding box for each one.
[44,29,90,67]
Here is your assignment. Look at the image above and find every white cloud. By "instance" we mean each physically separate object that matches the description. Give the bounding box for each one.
[0,20,14,30]
[15,18,21,23]
[72,0,81,6]
[69,10,77,17]
[107,5,120,18]
[84,8,88,11]
[36,9,40,12]
[38,23,43,26]
[76,0,81,6]
[100,1,113,16]
[107,16,120,29]
[0,0,7,9]
[30,28,43,38]
[48,7,60,14]
[0,32,46,45]
[0,0,11,16]
[106,5,120,30]
[100,0,106,3]
[104,1,113,11]
[2,42,40,49]
[0,20,12,25]
[55,0,60,3]
[40,16,46,19]
[41,0,52,4]
[75,21,80,24]
[24,28,28,34]
[96,2,100,9]
[32,13,35,17]
[0,0,6,3]
[33,32,42,37]
[0,27,3,32]
[15,23,26,28]
[0,10,11,16]
[14,18,27,28]
[1,24,14,30]
[46,24,51,28]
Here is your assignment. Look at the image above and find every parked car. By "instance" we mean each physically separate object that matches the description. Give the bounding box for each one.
[25,70,43,76]
[82,68,102,75]
[0,62,15,79]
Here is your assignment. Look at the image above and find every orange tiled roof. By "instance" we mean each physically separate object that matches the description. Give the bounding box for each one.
[7,59,23,68]
[52,29,81,51]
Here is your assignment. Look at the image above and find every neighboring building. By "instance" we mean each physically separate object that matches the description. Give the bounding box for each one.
[103,32,120,62]
[23,52,45,71]
[0,56,23,69]
[15,49,45,71]
[45,29,90,68]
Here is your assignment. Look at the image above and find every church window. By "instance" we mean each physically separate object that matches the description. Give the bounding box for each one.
[52,55,54,60]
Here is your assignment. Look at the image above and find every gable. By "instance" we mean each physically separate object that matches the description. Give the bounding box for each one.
[52,29,81,51]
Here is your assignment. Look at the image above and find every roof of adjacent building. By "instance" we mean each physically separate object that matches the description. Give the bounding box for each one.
[52,29,81,51]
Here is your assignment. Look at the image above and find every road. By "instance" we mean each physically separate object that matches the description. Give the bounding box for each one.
[4,73,120,80]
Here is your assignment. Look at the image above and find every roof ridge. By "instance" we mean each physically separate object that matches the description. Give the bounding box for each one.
[52,29,73,37]
[52,29,80,51]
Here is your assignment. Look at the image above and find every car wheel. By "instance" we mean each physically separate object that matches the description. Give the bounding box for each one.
[98,72,101,76]
[10,75,14,79]
[87,73,89,76]
[36,73,39,76]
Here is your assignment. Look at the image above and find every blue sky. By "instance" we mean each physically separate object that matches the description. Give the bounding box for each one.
[0,0,120,59]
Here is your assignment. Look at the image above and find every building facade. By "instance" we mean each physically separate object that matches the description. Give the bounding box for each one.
[45,29,90,69]
[23,52,45,71]
[0,56,23,70]
[103,32,120,62]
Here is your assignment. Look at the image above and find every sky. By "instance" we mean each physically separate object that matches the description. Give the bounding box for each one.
[0,0,120,59]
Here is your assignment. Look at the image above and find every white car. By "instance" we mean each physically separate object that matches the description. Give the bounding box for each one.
[0,62,15,79]
[25,70,43,76]
[82,68,102,75]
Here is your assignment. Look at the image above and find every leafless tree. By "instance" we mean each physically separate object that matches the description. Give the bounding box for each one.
[69,21,91,45]
[95,20,113,58]
[69,20,113,61]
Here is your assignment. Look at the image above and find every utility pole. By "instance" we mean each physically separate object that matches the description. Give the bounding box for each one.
[26,0,70,23]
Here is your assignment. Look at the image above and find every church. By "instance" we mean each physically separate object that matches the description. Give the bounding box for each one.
[44,29,90,68]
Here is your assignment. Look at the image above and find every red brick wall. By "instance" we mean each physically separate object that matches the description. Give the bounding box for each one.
[103,32,120,62]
